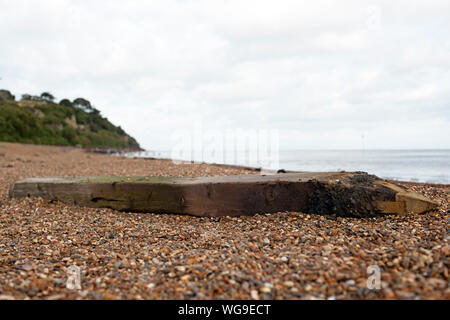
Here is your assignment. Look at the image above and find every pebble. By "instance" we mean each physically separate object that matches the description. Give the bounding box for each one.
[261,287,271,294]
[175,266,186,272]
[346,280,356,286]
[21,264,33,271]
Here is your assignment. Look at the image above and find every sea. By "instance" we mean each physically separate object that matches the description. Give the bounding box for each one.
[125,149,450,184]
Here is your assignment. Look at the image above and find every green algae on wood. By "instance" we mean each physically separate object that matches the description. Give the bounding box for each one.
[82,176,181,184]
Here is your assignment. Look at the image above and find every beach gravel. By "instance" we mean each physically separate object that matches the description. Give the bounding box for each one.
[0,142,448,300]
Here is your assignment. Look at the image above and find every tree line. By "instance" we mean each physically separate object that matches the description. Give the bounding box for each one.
[19,91,100,113]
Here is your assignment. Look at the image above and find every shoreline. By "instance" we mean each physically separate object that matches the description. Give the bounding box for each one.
[10,143,447,185]
[120,151,450,186]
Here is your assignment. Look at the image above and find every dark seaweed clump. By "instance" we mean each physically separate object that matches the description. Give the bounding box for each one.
[308,172,393,218]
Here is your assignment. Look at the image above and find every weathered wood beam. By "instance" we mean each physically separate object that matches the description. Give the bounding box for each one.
[9,172,438,217]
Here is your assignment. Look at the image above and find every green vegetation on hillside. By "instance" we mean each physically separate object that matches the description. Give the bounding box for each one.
[0,89,140,149]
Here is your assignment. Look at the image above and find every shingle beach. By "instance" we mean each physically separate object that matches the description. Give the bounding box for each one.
[0,142,448,300]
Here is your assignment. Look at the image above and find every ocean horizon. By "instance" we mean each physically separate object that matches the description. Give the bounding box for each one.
[126,149,450,184]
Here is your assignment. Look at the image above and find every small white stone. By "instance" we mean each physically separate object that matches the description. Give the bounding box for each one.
[264,282,273,289]
[346,279,356,286]
[176,266,186,272]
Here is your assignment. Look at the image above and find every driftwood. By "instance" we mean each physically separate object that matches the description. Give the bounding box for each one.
[9,172,438,217]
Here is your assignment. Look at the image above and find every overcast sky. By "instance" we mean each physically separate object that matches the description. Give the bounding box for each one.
[1,0,449,150]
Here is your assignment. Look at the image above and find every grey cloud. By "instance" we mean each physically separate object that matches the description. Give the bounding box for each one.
[0,0,449,150]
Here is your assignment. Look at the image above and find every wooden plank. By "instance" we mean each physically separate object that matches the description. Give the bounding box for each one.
[9,172,439,217]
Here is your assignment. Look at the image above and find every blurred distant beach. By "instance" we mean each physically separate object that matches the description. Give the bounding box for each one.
[127,149,450,184]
